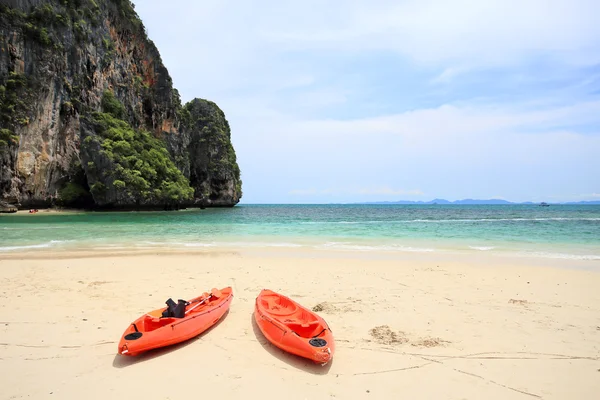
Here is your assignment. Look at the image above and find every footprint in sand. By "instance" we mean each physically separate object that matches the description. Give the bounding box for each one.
[368,325,451,348]
[410,337,451,348]
[87,281,112,287]
[368,325,409,345]
[509,299,529,306]
[312,301,362,314]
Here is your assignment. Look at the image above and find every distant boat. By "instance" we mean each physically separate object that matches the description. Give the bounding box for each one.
[539,202,550,207]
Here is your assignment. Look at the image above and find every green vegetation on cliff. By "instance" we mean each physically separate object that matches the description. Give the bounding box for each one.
[0,0,242,208]
[0,1,101,49]
[0,72,33,151]
[57,158,94,208]
[0,129,19,148]
[83,91,194,205]
[181,99,242,200]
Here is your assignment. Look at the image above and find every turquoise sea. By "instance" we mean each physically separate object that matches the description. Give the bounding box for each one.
[0,204,599,260]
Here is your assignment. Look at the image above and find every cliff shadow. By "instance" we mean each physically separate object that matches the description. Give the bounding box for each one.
[250,313,333,375]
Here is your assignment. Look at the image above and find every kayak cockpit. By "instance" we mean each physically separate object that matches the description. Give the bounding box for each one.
[260,294,298,316]
[137,315,177,332]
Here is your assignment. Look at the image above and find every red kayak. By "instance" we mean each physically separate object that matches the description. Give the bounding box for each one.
[254,289,335,365]
[118,287,233,356]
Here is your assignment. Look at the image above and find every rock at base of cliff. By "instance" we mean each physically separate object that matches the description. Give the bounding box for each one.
[0,200,18,213]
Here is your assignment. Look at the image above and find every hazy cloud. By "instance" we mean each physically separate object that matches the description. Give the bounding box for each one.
[289,187,424,197]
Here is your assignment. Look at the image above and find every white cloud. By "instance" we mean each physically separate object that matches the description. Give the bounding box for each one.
[429,67,469,84]
[136,0,600,102]
[262,0,600,68]
[290,100,600,141]
[233,98,600,202]
[569,193,600,199]
[132,0,600,203]
[288,188,314,196]
[356,187,424,196]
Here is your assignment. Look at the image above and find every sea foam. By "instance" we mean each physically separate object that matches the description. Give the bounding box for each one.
[0,240,67,252]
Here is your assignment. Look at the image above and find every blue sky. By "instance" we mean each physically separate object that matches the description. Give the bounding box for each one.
[134,0,600,203]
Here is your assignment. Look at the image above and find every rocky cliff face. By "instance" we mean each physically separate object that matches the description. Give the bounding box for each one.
[0,0,242,210]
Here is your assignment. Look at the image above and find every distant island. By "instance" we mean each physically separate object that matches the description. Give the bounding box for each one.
[356,198,600,205]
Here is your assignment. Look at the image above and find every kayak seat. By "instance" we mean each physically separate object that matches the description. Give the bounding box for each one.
[161,298,187,318]
[141,315,170,332]
[284,319,319,328]
[286,321,321,337]
[263,296,297,316]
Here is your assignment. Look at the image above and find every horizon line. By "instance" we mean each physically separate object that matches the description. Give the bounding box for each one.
[237,200,600,205]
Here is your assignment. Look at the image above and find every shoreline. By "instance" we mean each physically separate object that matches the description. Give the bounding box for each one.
[1,245,598,272]
[3,207,207,215]
[1,249,599,399]
[1,203,240,215]
[1,241,599,268]
[11,208,86,215]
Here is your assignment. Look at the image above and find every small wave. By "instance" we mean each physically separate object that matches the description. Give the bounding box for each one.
[0,226,72,230]
[0,240,68,252]
[520,251,600,261]
[90,246,136,250]
[138,241,216,248]
[183,242,217,248]
[295,218,600,225]
[317,242,435,253]
[390,246,435,253]
[318,241,345,248]
[469,246,495,251]
[141,240,304,249]
[410,218,600,223]
[214,241,304,248]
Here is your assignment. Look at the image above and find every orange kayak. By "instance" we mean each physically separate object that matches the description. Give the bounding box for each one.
[118,287,233,356]
[254,289,335,365]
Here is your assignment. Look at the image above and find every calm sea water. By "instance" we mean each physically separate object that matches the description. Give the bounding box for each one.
[0,204,599,260]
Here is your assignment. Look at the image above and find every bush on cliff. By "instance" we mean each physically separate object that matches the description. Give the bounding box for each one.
[85,91,194,204]
[58,182,93,207]
[0,128,19,148]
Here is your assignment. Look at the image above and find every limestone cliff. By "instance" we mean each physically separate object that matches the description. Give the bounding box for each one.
[0,0,242,210]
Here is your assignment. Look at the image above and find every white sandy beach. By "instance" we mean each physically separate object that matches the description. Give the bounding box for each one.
[0,249,599,399]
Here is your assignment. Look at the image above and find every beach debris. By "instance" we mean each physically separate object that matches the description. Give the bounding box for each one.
[368,325,451,348]
[411,337,450,348]
[312,303,325,312]
[312,301,361,314]
[87,281,111,287]
[509,299,528,305]
[369,325,408,345]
